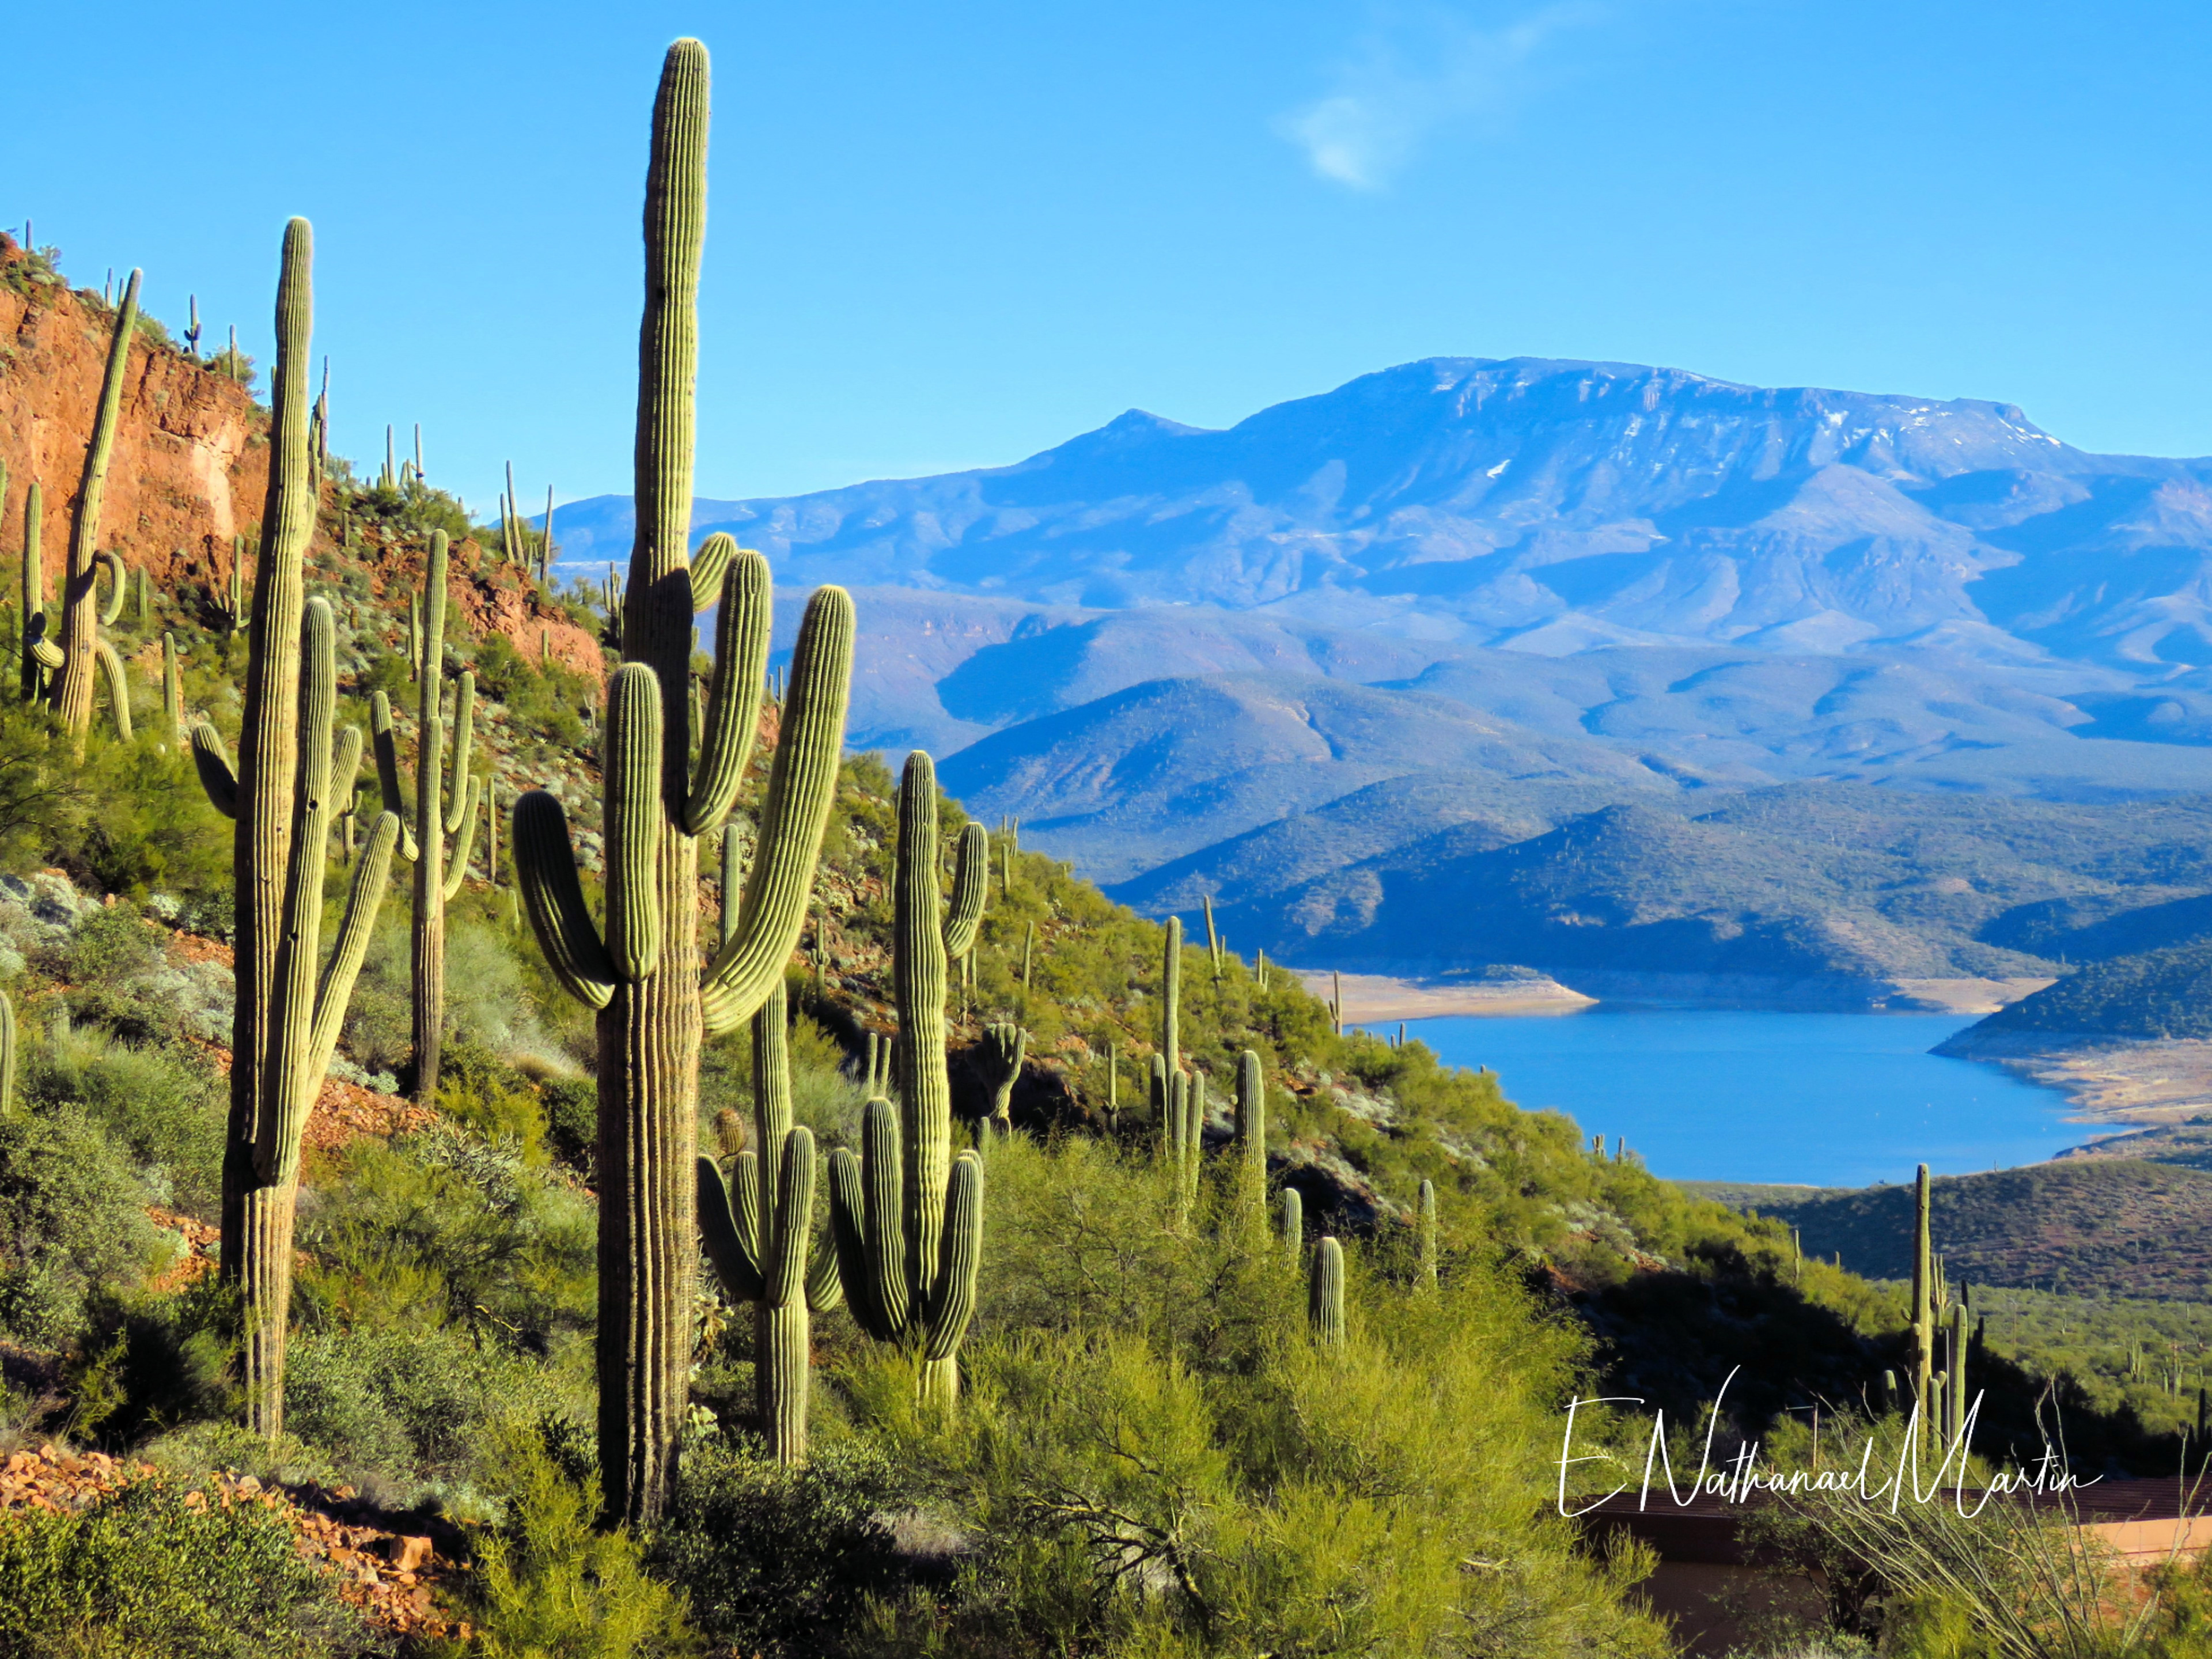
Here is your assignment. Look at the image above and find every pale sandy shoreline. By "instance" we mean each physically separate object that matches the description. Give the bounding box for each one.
[1940,1032,2212,1159]
[1296,970,1596,1022]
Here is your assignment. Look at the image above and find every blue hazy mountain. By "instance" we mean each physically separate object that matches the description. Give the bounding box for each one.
[550,357,2212,973]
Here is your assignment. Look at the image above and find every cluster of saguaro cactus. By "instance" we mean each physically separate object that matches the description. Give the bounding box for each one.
[511,36,855,1528]
[49,270,139,743]
[189,219,403,1440]
[827,753,987,1408]
[697,980,844,1464]
[369,531,481,1106]
[983,1022,1025,1136]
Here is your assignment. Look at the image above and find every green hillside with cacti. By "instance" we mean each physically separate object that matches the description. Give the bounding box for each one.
[14,38,2212,1659]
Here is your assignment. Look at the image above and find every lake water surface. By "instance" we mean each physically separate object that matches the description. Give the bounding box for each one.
[1388,1006,2081,1189]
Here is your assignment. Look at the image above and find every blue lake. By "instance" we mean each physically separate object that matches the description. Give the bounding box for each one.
[1382,1007,2081,1189]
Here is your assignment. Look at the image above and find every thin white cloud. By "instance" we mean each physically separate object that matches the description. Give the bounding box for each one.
[1275,3,1605,191]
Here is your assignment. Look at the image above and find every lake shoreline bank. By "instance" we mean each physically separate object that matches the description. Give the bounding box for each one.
[1937,1031,2212,1162]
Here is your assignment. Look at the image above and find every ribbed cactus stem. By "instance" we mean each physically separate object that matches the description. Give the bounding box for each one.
[1416,1179,1438,1288]
[1203,894,1220,978]
[1236,1050,1265,1213]
[1281,1186,1303,1263]
[200,218,400,1445]
[17,480,43,702]
[983,1023,1027,1137]
[1309,1236,1346,1346]
[0,990,14,1117]
[828,752,987,1408]
[1947,1298,1968,1451]
[1161,915,1181,1077]
[161,632,182,747]
[1911,1162,1934,1440]
[1020,919,1033,988]
[52,270,139,737]
[409,532,482,1106]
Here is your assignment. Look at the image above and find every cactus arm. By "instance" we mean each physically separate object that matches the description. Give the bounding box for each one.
[763,1127,816,1307]
[91,638,132,740]
[96,550,128,627]
[828,1146,892,1340]
[602,662,665,979]
[805,1237,844,1315]
[942,823,987,959]
[441,775,481,902]
[860,1096,911,1336]
[190,723,240,818]
[513,790,617,1007]
[329,727,365,836]
[27,616,63,672]
[689,531,736,614]
[681,545,768,835]
[921,1152,984,1362]
[369,691,419,861]
[696,1153,767,1302]
[698,586,855,1032]
[443,672,476,834]
[306,809,400,1085]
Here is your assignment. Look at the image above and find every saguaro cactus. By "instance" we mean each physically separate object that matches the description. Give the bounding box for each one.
[1236,1049,1266,1215]
[982,1022,1026,1137]
[52,270,140,739]
[511,34,855,1530]
[371,531,482,1107]
[191,217,401,1444]
[0,989,14,1116]
[20,480,56,702]
[1309,1236,1346,1346]
[827,752,988,1407]
[1416,1179,1438,1289]
[1281,1186,1303,1264]
[1946,1298,1968,1449]
[696,980,843,1464]
[1910,1162,1933,1437]
[1161,915,1181,1075]
[161,632,183,747]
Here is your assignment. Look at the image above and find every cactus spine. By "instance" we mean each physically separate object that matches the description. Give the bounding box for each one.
[828,752,987,1408]
[194,214,402,1441]
[697,980,843,1464]
[51,269,140,740]
[1911,1162,1933,1440]
[510,39,854,1527]
[1309,1236,1346,1346]
[1416,1178,1438,1288]
[380,531,483,1106]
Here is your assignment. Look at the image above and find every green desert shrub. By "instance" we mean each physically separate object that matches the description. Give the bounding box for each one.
[0,1476,369,1658]
[29,1021,224,1217]
[649,1435,907,1658]
[0,1106,164,1349]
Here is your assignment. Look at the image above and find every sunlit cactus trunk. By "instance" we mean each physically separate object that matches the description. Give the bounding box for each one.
[1309,1236,1346,1346]
[513,35,854,1528]
[1911,1161,1933,1441]
[50,272,138,741]
[195,218,400,1441]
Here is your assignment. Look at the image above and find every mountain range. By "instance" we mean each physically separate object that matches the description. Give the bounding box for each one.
[548,357,2212,990]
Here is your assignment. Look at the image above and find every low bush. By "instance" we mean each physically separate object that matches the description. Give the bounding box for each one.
[0,1476,370,1658]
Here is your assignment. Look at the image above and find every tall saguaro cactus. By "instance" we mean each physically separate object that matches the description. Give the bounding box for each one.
[52,270,140,740]
[1911,1162,1933,1438]
[371,531,482,1106]
[18,481,56,702]
[828,753,988,1407]
[1236,1049,1266,1216]
[696,980,843,1464]
[511,35,855,1528]
[191,215,401,1442]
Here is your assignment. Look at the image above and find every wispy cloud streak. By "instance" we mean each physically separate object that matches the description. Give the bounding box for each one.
[1275,3,1604,191]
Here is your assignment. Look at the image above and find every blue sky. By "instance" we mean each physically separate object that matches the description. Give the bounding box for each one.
[9,1,2211,514]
